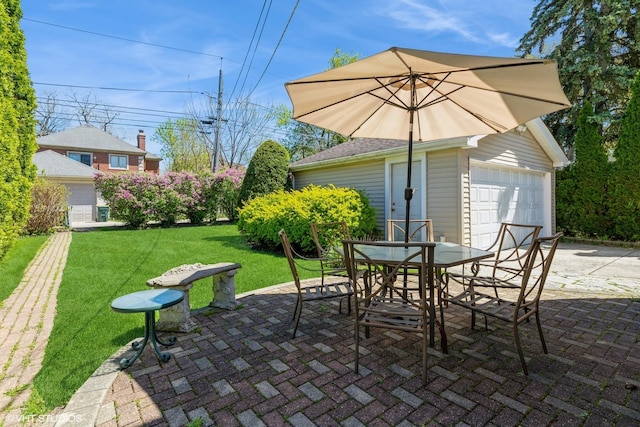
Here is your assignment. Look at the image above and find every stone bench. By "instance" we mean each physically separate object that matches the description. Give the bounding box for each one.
[146,262,241,332]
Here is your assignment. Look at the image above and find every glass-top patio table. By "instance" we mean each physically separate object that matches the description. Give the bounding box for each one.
[337,241,494,351]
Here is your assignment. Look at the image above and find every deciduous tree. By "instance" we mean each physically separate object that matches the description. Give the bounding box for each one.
[276,49,359,160]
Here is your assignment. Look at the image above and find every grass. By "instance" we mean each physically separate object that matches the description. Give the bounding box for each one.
[31,223,317,410]
[0,234,48,303]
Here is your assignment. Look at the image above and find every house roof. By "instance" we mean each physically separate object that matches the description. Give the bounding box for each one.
[33,150,101,179]
[37,125,147,155]
[290,118,569,170]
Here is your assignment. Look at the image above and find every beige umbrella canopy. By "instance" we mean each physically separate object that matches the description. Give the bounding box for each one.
[285,47,571,241]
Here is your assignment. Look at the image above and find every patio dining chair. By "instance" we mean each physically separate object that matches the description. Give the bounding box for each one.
[443,232,562,375]
[310,221,351,286]
[386,219,435,242]
[342,239,437,385]
[279,229,354,339]
[445,222,543,297]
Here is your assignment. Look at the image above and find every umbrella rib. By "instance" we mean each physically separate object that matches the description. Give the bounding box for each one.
[293,75,411,123]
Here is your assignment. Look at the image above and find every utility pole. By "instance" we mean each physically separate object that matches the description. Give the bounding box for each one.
[213,66,223,172]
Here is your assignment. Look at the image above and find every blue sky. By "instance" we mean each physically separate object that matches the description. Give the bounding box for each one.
[21,0,538,156]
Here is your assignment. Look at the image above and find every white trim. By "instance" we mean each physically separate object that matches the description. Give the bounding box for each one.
[109,154,129,170]
[384,154,427,238]
[525,118,570,167]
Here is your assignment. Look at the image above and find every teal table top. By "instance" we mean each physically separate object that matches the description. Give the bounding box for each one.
[111,289,184,313]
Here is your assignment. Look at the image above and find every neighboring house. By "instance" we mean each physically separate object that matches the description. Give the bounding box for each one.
[289,118,569,248]
[32,150,102,223]
[34,125,162,223]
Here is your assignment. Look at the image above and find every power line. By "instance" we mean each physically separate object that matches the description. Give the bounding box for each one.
[248,0,300,98]
[228,0,270,102]
[23,18,225,59]
[33,81,199,94]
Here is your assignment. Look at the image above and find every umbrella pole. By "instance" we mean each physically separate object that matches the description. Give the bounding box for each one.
[404,74,417,244]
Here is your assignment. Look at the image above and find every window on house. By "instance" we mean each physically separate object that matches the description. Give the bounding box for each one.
[109,155,128,170]
[67,152,92,166]
[138,156,144,171]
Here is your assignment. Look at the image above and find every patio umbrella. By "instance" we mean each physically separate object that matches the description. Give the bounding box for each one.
[285,47,571,242]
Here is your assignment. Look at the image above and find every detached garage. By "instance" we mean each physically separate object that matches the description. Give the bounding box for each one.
[33,150,100,224]
[290,118,569,247]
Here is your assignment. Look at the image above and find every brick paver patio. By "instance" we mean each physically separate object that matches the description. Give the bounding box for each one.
[94,281,640,426]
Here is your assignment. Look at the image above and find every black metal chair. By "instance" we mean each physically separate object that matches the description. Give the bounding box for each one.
[279,229,353,338]
[310,221,351,286]
[443,232,562,375]
[342,239,436,385]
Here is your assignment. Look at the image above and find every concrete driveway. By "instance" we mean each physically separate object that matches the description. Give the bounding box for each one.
[546,241,640,296]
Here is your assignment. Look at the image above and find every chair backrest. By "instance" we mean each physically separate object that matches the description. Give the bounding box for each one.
[386,219,435,242]
[517,232,562,311]
[483,223,543,280]
[311,221,351,260]
[342,239,435,305]
[279,229,302,290]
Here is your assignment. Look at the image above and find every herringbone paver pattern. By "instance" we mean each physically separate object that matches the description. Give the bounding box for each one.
[95,281,640,426]
[0,232,71,425]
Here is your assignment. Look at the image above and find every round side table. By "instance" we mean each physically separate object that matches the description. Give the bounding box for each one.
[111,289,185,369]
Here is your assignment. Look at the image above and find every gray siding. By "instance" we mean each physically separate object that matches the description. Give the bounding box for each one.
[470,131,552,171]
[426,149,462,243]
[293,159,386,232]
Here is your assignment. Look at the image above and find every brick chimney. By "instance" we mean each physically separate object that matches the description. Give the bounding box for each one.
[137,129,146,151]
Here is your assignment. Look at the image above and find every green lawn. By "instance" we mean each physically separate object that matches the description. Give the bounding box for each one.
[0,235,48,303]
[32,224,317,410]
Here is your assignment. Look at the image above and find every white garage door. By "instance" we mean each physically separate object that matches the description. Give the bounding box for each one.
[470,164,545,249]
[67,184,96,223]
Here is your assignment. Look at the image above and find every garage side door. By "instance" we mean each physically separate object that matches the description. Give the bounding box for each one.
[470,164,545,249]
[67,183,96,223]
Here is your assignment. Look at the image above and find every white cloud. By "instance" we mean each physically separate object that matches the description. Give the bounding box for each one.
[488,32,520,48]
[379,0,481,43]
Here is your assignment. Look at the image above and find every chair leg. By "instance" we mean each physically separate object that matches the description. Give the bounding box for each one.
[513,322,528,376]
[422,324,428,386]
[535,311,548,354]
[292,297,302,339]
[355,321,360,375]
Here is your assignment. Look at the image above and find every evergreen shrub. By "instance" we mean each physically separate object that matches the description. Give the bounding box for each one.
[237,184,378,252]
[237,140,289,207]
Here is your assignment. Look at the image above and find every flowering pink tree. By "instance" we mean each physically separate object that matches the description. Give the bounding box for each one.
[94,168,245,227]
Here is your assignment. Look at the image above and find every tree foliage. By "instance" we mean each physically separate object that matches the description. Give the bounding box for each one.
[237,140,290,207]
[153,118,211,172]
[0,0,37,258]
[276,49,360,160]
[608,70,640,240]
[517,0,640,153]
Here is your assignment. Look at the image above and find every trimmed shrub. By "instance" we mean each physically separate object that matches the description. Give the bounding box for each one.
[237,184,378,252]
[237,140,289,207]
[25,178,69,234]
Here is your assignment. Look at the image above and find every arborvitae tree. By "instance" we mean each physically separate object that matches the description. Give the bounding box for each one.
[609,70,640,241]
[0,0,38,258]
[237,140,290,208]
[569,102,609,236]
